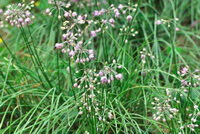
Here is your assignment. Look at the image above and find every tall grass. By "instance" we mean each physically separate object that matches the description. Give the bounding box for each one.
[0,0,199,133]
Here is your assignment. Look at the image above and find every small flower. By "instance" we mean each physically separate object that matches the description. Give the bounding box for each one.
[179,66,189,76]
[77,15,87,24]
[58,15,61,19]
[45,8,50,14]
[98,71,104,76]
[108,112,114,119]
[93,10,100,16]
[118,4,123,10]
[109,18,115,24]
[79,111,83,115]
[175,27,180,31]
[101,76,108,84]
[0,9,3,14]
[64,12,70,18]
[61,49,67,53]
[99,9,106,15]
[90,31,97,37]
[73,83,78,88]
[127,15,132,21]
[72,12,77,17]
[25,18,31,24]
[194,105,198,109]
[181,80,187,86]
[115,11,120,18]
[62,34,67,41]
[69,50,76,57]
[155,20,162,25]
[115,73,123,80]
[55,43,64,49]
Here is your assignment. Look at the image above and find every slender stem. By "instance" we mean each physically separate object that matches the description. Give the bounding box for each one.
[20,27,44,83]
[68,57,77,100]
[170,0,178,74]
[26,25,53,88]
[57,50,61,91]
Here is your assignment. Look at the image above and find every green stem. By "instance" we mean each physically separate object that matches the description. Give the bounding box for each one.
[68,57,77,101]
[26,26,53,88]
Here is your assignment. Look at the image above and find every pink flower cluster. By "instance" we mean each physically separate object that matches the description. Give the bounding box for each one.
[98,71,123,84]
[4,1,35,27]
[97,62,123,84]
[92,9,106,17]
[55,39,95,64]
[178,66,189,76]
[152,90,179,122]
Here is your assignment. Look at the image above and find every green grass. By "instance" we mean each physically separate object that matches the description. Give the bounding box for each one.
[0,0,200,133]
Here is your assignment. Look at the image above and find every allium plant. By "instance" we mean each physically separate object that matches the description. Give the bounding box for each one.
[155,18,179,27]
[74,68,117,125]
[152,67,200,133]
[46,0,71,18]
[0,0,200,134]
[55,9,96,63]
[152,88,200,133]
[4,1,35,27]
[97,60,123,84]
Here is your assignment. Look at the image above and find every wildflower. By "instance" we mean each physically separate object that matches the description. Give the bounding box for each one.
[140,48,155,64]
[0,9,3,14]
[152,90,179,122]
[115,73,123,80]
[109,18,115,24]
[77,15,87,24]
[181,80,187,86]
[99,9,106,15]
[98,62,123,84]
[90,31,97,37]
[73,83,78,88]
[178,66,189,76]
[115,11,120,18]
[155,20,162,25]
[25,18,31,24]
[58,15,61,19]
[194,105,198,109]
[64,12,70,18]
[176,27,180,31]
[72,12,77,17]
[55,43,63,49]
[98,71,104,76]
[68,50,76,57]
[79,111,83,115]
[4,1,35,27]
[89,94,95,98]
[109,18,115,27]
[102,19,107,24]
[101,76,108,84]
[93,10,100,16]
[98,116,102,121]
[62,34,67,41]
[127,15,132,21]
[118,4,124,10]
[108,112,114,119]
[61,49,67,53]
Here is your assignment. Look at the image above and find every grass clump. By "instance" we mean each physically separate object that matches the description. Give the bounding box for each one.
[0,0,199,133]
